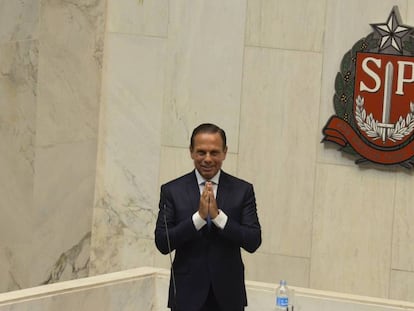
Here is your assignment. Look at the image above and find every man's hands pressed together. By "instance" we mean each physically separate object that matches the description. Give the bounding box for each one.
[199,181,219,220]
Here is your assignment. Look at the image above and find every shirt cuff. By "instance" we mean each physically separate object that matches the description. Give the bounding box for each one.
[192,211,207,231]
[212,209,228,229]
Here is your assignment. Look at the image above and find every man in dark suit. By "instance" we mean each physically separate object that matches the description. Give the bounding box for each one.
[155,123,262,311]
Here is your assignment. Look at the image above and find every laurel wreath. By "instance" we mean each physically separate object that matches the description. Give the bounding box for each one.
[355,95,414,142]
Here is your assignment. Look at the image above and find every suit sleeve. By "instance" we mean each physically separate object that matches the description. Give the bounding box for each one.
[219,184,262,253]
[154,185,199,254]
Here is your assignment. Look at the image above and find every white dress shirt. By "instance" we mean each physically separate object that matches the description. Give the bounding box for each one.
[192,170,228,230]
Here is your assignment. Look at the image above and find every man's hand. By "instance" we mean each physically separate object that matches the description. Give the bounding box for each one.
[198,182,219,220]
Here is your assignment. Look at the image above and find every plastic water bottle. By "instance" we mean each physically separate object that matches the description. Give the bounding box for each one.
[275,280,289,310]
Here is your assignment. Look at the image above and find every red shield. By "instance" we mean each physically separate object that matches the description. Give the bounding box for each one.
[354,52,414,148]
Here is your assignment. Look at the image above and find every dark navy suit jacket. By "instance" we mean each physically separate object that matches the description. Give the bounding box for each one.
[155,170,261,311]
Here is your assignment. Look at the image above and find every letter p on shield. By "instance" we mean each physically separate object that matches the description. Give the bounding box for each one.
[396,61,414,95]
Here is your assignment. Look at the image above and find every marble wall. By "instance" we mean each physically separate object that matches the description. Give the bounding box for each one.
[91,0,414,304]
[2,0,414,305]
[0,0,105,292]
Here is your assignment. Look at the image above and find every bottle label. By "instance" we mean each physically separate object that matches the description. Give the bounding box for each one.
[276,296,289,307]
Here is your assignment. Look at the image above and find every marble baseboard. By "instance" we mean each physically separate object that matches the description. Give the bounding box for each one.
[1,267,414,311]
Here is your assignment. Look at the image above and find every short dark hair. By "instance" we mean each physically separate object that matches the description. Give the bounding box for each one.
[190,123,227,150]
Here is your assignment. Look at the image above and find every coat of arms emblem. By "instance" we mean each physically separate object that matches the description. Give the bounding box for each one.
[322,6,414,168]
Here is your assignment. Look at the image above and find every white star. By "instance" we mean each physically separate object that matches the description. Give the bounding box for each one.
[371,7,412,53]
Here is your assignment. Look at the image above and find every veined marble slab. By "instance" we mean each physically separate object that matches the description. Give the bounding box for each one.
[0,267,414,311]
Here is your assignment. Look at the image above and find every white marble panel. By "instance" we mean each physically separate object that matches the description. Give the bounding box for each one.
[36,0,105,146]
[318,0,408,166]
[239,47,322,258]
[0,245,31,293]
[90,231,155,276]
[90,34,166,275]
[159,147,196,185]
[154,274,169,311]
[0,40,37,247]
[98,33,166,209]
[161,0,247,152]
[390,270,414,303]
[392,172,414,271]
[32,141,96,237]
[409,2,414,24]
[153,250,173,272]
[0,275,155,311]
[0,0,39,44]
[107,0,168,37]
[242,251,310,287]
[294,294,414,311]
[0,40,37,293]
[0,237,91,292]
[311,164,396,298]
[30,140,96,285]
[246,0,326,51]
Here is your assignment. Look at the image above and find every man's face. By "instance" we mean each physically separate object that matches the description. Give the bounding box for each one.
[190,132,227,180]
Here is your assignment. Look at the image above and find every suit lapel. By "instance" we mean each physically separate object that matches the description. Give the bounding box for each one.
[216,171,229,212]
[184,170,231,215]
[186,171,201,213]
